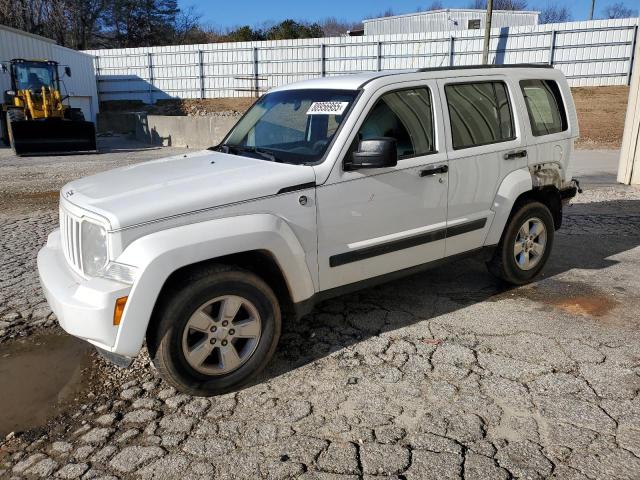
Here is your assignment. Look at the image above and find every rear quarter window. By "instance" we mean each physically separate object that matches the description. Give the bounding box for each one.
[520,79,568,136]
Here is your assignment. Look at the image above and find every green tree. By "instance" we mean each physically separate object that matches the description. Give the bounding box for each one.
[265,19,324,40]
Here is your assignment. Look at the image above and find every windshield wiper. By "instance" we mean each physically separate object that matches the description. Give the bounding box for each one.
[218,144,281,163]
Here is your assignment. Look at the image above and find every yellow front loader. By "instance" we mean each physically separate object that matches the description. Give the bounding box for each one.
[0,59,96,156]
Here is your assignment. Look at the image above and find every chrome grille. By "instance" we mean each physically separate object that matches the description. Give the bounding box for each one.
[59,208,83,275]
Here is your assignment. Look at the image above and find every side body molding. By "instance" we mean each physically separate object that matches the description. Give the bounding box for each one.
[484,168,533,246]
[112,214,315,357]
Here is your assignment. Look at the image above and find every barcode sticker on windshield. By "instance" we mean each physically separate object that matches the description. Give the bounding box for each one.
[306,101,349,115]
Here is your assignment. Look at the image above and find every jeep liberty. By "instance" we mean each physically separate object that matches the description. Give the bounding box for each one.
[38,65,580,395]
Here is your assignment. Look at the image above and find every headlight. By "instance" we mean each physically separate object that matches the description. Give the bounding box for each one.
[81,220,108,277]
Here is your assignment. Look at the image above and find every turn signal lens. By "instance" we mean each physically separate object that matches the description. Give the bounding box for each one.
[113,296,128,326]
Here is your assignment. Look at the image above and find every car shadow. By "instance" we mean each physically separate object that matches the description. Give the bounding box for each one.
[256,197,640,384]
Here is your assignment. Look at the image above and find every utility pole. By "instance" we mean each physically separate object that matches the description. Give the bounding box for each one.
[589,0,596,20]
[482,0,494,65]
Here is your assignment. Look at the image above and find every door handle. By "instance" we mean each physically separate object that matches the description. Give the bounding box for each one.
[504,150,527,160]
[420,164,449,177]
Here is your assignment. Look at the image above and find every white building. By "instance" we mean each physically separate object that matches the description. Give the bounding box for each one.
[363,9,539,36]
[0,25,98,122]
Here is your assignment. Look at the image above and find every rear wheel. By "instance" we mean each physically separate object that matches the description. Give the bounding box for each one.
[486,201,554,285]
[147,265,281,396]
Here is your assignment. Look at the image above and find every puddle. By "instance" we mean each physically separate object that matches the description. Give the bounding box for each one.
[493,279,618,318]
[0,332,92,437]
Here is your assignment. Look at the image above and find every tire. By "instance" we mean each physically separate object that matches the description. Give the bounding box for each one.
[0,110,7,145]
[67,108,85,122]
[486,201,555,285]
[147,265,281,396]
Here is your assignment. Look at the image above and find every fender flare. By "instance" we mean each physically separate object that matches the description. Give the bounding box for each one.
[112,214,315,357]
[484,168,533,246]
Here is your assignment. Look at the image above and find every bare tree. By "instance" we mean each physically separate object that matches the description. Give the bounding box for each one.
[602,1,638,18]
[63,0,109,49]
[539,5,572,23]
[320,17,363,37]
[418,1,444,11]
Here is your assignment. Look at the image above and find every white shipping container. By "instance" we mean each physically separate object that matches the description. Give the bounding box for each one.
[363,9,539,36]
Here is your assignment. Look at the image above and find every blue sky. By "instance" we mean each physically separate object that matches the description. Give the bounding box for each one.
[179,0,630,29]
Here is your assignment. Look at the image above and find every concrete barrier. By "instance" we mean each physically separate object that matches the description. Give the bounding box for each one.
[97,112,241,148]
[97,112,142,135]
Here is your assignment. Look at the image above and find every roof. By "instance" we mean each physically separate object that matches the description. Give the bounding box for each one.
[269,64,553,92]
[0,24,57,44]
[363,9,540,24]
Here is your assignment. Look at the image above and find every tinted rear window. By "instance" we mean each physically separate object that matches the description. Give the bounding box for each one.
[520,79,568,136]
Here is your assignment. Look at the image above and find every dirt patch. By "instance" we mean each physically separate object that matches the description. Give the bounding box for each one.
[496,279,619,319]
[572,86,629,149]
[0,332,92,437]
[100,97,256,116]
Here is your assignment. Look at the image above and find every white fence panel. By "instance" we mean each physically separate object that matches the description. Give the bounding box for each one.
[86,18,640,103]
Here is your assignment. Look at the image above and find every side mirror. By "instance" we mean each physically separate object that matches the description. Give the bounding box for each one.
[346,137,397,170]
[64,66,72,77]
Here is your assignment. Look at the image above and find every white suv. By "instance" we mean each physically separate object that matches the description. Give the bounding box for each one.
[38,65,580,395]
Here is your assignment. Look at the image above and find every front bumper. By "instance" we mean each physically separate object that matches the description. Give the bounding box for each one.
[37,229,131,354]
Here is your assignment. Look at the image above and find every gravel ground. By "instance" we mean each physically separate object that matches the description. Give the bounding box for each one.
[1,144,640,479]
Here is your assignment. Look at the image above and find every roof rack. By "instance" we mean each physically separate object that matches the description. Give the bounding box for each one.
[416,63,552,72]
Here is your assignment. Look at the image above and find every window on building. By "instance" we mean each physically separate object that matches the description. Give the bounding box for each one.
[468,19,481,29]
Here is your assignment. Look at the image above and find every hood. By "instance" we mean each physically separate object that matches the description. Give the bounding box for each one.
[62,150,316,230]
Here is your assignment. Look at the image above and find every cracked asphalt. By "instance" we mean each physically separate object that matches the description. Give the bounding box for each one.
[1,144,640,479]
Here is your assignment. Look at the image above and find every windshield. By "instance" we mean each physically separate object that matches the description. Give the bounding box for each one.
[218,89,359,164]
[12,62,57,92]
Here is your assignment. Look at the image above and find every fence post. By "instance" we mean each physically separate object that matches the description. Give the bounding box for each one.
[377,41,383,71]
[198,49,205,99]
[628,25,639,86]
[321,43,326,77]
[548,30,557,66]
[147,52,154,104]
[449,36,455,66]
[253,47,259,98]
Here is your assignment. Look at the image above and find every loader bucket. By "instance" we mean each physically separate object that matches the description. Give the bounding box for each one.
[9,119,97,156]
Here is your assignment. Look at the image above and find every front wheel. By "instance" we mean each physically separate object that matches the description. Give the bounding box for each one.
[148,265,281,396]
[486,201,555,285]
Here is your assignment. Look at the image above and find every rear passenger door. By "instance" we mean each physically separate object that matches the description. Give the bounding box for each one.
[438,76,526,256]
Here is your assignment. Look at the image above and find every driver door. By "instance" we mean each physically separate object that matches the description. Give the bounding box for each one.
[316,82,449,291]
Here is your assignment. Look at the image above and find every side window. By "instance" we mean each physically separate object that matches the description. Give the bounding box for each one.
[520,79,567,136]
[445,81,515,150]
[357,87,435,159]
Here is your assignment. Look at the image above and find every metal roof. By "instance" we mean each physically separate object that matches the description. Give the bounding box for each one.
[362,9,540,24]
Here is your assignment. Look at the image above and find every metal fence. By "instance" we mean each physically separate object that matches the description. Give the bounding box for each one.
[85,18,640,103]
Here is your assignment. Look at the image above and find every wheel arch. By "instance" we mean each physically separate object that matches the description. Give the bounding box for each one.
[111,214,315,357]
[147,249,293,344]
[485,167,562,247]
